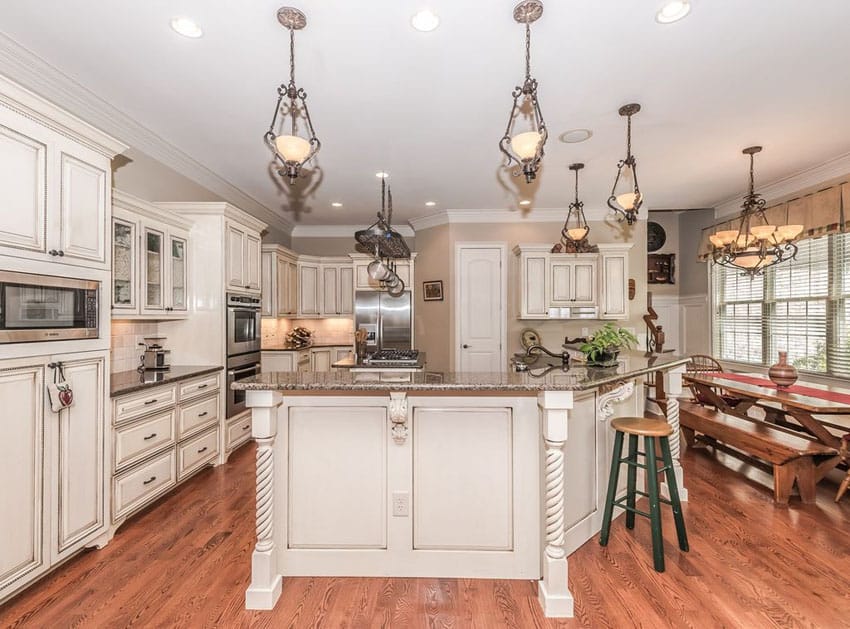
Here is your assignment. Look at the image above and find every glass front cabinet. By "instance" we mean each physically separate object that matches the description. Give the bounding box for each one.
[111,192,191,318]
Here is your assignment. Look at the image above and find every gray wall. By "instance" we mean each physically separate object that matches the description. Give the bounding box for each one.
[677,209,714,296]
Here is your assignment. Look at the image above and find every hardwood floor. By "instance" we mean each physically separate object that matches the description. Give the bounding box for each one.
[2,442,848,628]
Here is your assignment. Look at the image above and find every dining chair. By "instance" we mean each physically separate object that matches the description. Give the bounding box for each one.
[685,354,742,408]
[836,434,850,502]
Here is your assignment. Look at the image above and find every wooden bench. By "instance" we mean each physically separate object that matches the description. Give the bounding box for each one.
[679,401,840,504]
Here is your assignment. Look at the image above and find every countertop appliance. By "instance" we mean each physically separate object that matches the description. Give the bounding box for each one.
[139,336,171,371]
[226,351,261,417]
[354,291,411,351]
[0,270,99,343]
[226,293,262,357]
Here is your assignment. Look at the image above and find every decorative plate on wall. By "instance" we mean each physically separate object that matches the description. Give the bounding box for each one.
[520,328,541,350]
[647,221,666,252]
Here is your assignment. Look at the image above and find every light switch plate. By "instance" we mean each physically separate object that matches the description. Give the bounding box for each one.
[392,491,409,517]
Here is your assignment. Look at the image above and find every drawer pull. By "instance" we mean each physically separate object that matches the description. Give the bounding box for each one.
[198,411,209,418]
[197,446,208,454]
[242,424,251,430]
[143,433,158,441]
[144,399,158,405]
[197,384,208,389]
[143,476,157,485]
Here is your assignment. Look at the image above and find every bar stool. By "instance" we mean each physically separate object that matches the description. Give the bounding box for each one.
[599,416,688,572]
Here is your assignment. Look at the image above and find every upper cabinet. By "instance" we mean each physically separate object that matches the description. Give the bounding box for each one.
[350,253,416,293]
[225,221,262,294]
[0,76,126,270]
[514,244,632,321]
[320,258,354,317]
[112,191,193,319]
[297,260,321,317]
[261,245,299,318]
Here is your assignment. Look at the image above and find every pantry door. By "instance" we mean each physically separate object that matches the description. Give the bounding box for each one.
[455,244,507,372]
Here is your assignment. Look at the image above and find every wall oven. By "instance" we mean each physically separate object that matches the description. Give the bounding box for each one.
[226,293,262,357]
[0,271,99,344]
[226,351,261,418]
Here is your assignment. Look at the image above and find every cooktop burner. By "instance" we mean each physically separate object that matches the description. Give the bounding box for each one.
[365,349,420,364]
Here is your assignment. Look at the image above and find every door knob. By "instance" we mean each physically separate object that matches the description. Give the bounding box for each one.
[462,344,469,349]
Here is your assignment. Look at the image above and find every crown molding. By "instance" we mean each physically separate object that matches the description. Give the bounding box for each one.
[113,189,193,231]
[290,224,415,238]
[154,201,268,233]
[0,33,292,235]
[713,150,850,218]
[407,206,631,231]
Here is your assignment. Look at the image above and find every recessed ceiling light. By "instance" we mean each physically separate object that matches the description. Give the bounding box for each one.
[559,128,593,144]
[411,9,440,32]
[425,201,436,207]
[170,16,203,38]
[519,200,531,206]
[331,202,343,208]
[375,171,389,178]
[655,1,691,24]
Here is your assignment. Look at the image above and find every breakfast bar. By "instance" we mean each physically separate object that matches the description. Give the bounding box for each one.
[233,353,689,618]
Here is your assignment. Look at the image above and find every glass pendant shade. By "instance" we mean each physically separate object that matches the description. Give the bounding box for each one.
[274,134,312,163]
[612,164,639,211]
[776,224,804,242]
[749,224,776,240]
[607,104,643,224]
[715,230,738,246]
[567,226,589,241]
[511,131,543,161]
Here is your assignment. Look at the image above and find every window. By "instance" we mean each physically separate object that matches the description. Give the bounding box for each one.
[712,232,850,378]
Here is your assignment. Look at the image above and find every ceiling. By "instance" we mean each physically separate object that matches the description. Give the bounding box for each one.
[2,1,850,228]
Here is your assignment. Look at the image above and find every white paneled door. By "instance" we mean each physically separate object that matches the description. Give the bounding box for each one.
[456,245,506,372]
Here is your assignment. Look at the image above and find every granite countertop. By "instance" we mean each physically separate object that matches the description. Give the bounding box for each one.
[232,353,690,393]
[332,353,426,370]
[262,342,352,352]
[111,365,223,397]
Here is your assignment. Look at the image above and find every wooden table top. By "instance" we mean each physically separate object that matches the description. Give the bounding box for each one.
[684,373,850,414]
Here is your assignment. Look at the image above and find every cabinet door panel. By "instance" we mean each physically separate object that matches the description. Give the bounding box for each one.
[112,218,137,312]
[275,256,288,316]
[602,254,628,319]
[299,264,319,316]
[245,232,261,291]
[524,256,547,316]
[573,263,596,304]
[58,152,107,265]
[0,123,47,254]
[311,349,332,372]
[53,356,105,558]
[322,266,338,315]
[225,223,245,290]
[261,352,295,372]
[0,363,45,594]
[338,266,354,315]
[142,226,165,312]
[550,262,572,304]
[169,234,188,311]
[287,262,298,315]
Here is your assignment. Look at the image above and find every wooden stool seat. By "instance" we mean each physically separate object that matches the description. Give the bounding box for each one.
[611,417,673,437]
[600,416,688,572]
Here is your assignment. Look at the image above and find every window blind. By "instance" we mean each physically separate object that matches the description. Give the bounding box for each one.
[712,232,850,379]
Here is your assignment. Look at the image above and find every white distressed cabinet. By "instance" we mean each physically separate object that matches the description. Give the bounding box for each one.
[600,248,630,319]
[112,191,192,318]
[261,351,296,372]
[320,258,354,316]
[0,350,108,604]
[0,76,124,271]
[261,245,299,317]
[550,256,598,306]
[311,348,332,371]
[351,254,416,293]
[226,221,262,294]
[298,261,321,317]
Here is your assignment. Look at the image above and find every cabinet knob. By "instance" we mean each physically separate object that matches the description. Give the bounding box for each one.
[49,249,58,256]
[462,344,469,349]
[58,250,65,256]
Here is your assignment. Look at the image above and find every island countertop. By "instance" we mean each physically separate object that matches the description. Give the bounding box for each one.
[232,352,689,393]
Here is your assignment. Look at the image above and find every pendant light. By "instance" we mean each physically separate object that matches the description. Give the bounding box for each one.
[264,7,321,184]
[607,103,643,224]
[499,0,547,184]
[710,146,802,277]
[559,163,596,253]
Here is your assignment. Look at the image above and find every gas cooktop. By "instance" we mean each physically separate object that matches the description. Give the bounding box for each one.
[364,349,420,365]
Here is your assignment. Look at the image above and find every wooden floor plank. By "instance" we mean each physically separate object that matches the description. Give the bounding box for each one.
[1,442,849,628]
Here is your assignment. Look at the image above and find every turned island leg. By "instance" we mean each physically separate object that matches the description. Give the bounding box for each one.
[245,390,284,610]
[537,391,575,618]
[662,365,688,502]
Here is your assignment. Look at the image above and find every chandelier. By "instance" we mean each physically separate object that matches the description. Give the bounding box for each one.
[558,163,597,253]
[264,6,320,184]
[499,0,547,184]
[607,103,643,225]
[710,146,802,277]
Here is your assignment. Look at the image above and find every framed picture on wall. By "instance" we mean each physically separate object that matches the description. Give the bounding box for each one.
[423,280,444,301]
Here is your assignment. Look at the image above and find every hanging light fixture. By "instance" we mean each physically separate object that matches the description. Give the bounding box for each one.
[499,0,547,184]
[264,6,320,184]
[607,103,643,225]
[557,163,597,253]
[710,146,802,277]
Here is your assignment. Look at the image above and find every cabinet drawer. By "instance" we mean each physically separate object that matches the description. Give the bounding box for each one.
[114,410,176,472]
[112,449,176,520]
[178,372,221,401]
[227,415,253,450]
[177,427,219,480]
[114,385,177,425]
[177,394,219,439]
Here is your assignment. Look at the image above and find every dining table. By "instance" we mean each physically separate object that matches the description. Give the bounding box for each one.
[683,372,850,450]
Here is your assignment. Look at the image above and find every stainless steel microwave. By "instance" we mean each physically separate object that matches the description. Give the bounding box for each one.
[0,271,99,343]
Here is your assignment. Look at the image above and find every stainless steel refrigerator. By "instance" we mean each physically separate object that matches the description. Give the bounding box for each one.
[354,291,412,351]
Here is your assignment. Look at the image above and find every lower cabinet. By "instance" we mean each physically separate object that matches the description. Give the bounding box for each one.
[311,348,332,372]
[0,350,107,604]
[110,372,222,528]
[263,347,353,374]
[226,414,253,452]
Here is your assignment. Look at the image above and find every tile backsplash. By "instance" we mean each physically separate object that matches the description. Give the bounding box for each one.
[111,320,160,373]
[261,317,354,347]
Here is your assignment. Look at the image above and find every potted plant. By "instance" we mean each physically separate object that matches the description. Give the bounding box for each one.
[580,323,638,367]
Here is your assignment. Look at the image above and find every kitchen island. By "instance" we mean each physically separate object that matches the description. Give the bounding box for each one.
[233,353,690,618]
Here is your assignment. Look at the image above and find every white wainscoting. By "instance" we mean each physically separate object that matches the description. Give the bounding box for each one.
[651,294,709,356]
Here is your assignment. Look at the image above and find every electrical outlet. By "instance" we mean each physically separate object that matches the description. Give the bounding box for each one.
[581,327,589,337]
[392,491,409,517]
